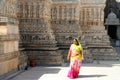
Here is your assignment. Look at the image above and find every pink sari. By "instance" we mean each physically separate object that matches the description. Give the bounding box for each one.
[67,43,83,79]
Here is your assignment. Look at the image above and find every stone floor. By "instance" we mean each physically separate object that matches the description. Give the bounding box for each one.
[8,60,120,80]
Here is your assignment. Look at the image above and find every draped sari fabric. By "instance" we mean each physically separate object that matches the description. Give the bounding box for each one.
[67,38,83,79]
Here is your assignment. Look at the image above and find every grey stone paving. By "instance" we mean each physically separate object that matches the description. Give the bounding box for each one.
[9,61,120,80]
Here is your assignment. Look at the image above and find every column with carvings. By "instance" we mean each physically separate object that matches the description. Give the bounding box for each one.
[0,0,21,77]
[80,0,119,61]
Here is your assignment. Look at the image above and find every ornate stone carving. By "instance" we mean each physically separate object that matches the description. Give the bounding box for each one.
[0,0,20,77]
[17,0,63,65]
[0,0,17,17]
[0,0,119,70]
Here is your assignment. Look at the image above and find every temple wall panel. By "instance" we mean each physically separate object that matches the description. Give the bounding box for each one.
[4,41,18,53]
[51,3,80,21]
[0,58,18,75]
[17,0,52,21]
[0,25,7,35]
[7,24,19,34]
[80,6,105,30]
[80,0,106,6]
[0,0,17,18]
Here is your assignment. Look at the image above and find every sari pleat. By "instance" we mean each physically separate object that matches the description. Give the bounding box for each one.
[67,60,82,78]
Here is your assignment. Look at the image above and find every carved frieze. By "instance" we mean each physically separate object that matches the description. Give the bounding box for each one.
[80,0,106,6]
[51,3,79,21]
[0,17,19,24]
[80,7,104,28]
[17,0,51,20]
[0,0,17,17]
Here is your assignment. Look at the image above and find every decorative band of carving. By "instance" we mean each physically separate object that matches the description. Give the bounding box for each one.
[0,51,19,63]
[0,17,19,24]
[0,34,19,41]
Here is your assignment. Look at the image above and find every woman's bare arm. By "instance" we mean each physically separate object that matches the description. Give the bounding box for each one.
[67,50,71,61]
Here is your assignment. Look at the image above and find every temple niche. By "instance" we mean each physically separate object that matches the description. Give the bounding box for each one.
[104,0,120,56]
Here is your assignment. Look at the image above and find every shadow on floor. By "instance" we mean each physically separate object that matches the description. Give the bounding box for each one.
[79,74,107,78]
[82,60,120,67]
[9,67,61,80]
[62,60,120,68]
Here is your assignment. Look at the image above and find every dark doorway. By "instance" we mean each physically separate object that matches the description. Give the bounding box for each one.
[108,25,117,39]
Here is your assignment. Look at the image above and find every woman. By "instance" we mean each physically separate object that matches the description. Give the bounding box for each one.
[67,38,84,79]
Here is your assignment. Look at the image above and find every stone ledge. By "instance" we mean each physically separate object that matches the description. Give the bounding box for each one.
[0,17,19,24]
[0,34,19,41]
[0,69,24,80]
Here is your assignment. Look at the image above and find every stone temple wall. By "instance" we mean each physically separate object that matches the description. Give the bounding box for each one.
[0,0,119,78]
[17,0,63,65]
[16,0,119,65]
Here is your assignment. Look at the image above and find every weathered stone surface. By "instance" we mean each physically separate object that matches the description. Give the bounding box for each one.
[0,58,18,75]
[0,21,20,77]
[0,0,17,18]
[18,51,28,70]
[0,0,20,77]
[0,1,120,79]
[26,51,63,65]
[17,0,63,65]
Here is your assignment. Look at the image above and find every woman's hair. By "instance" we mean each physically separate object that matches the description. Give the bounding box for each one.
[74,38,79,45]
[74,38,83,50]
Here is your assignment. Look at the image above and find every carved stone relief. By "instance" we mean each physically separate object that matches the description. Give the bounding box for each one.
[0,0,17,17]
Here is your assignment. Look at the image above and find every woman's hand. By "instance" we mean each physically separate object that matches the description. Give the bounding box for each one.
[81,51,84,60]
[67,50,71,61]
[67,56,70,61]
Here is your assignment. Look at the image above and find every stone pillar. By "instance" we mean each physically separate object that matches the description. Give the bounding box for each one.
[0,0,19,76]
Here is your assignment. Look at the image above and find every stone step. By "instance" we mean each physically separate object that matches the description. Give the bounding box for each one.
[0,70,24,80]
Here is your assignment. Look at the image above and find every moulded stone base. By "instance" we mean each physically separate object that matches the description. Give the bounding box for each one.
[0,58,18,76]
[26,51,63,66]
